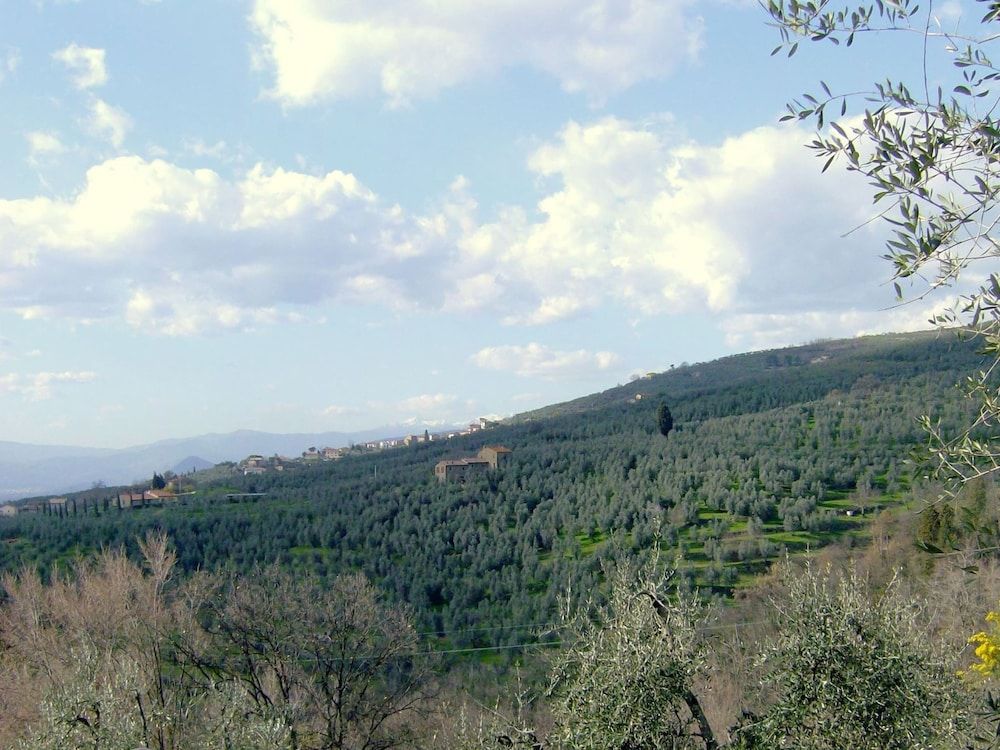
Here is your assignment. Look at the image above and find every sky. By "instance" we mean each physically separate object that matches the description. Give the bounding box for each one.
[0,0,972,448]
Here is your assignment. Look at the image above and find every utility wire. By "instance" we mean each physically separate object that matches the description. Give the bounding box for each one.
[301,618,773,663]
[415,621,564,638]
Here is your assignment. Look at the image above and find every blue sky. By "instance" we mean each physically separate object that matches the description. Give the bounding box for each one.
[0,0,969,448]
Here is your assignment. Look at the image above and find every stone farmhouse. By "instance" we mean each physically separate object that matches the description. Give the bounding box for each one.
[435,445,512,483]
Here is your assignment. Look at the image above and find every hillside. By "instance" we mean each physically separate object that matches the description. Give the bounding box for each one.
[0,330,986,652]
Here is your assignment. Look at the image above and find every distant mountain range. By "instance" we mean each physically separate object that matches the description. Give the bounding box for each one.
[0,426,459,501]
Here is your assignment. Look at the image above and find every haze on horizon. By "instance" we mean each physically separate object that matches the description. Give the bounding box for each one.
[0,0,963,449]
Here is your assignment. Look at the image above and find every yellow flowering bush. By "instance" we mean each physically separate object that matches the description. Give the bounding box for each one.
[969,610,1000,679]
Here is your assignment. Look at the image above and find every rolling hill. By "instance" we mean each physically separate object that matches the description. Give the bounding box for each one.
[0,330,986,651]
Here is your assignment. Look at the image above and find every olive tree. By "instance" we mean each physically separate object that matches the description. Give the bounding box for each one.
[0,534,291,750]
[184,567,433,750]
[546,565,718,750]
[765,0,1000,486]
[732,563,968,749]
[14,650,290,750]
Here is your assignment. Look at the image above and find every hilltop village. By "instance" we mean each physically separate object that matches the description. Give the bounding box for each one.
[0,416,510,517]
[236,416,503,476]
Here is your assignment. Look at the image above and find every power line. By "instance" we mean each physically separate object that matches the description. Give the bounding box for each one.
[339,618,773,662]
[409,640,563,657]
[416,621,564,638]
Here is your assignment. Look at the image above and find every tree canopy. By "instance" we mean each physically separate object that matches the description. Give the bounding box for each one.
[657,402,674,438]
[766,0,1000,487]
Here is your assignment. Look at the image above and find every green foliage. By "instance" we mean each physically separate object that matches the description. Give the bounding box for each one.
[0,333,986,648]
[0,537,425,750]
[733,564,968,749]
[16,649,291,750]
[657,402,674,438]
[547,563,717,749]
[15,647,153,750]
[187,568,430,750]
[766,0,1000,488]
[917,504,951,551]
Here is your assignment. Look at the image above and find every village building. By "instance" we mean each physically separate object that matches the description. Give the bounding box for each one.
[435,445,513,483]
[48,497,69,513]
[0,504,15,517]
[478,445,512,469]
[239,453,288,475]
[117,491,146,509]
[145,489,178,504]
[434,457,491,483]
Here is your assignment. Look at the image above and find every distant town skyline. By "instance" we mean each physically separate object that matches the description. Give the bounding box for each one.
[0,0,963,448]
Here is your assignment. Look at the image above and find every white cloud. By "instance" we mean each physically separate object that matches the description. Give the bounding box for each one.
[0,116,901,345]
[250,0,702,107]
[720,298,955,351]
[472,343,619,379]
[25,131,67,164]
[123,288,293,336]
[88,99,132,147]
[183,138,229,159]
[0,156,434,334]
[440,116,884,329]
[52,44,107,89]
[0,371,96,401]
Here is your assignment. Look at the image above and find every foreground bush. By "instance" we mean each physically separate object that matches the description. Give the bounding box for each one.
[547,564,717,749]
[732,564,967,749]
[0,534,429,750]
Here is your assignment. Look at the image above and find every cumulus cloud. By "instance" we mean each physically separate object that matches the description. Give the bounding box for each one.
[0,371,96,401]
[439,116,883,329]
[25,131,67,164]
[88,98,132,147]
[250,0,702,106]
[472,343,619,379]
[181,138,243,163]
[0,115,900,346]
[52,44,107,89]
[720,298,954,351]
[0,156,432,333]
